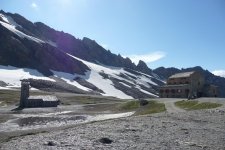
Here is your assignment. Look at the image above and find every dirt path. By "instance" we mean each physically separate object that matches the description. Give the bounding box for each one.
[154,98,186,113]
[156,97,225,113]
[164,100,186,113]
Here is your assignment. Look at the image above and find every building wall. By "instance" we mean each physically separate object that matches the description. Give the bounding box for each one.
[26,99,59,107]
[189,72,205,97]
[160,72,205,98]
[20,81,59,108]
[159,85,190,98]
[203,85,218,97]
[167,77,190,85]
[20,81,30,108]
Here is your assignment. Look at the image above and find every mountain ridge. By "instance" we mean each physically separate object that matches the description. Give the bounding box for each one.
[0,10,224,98]
[0,10,164,99]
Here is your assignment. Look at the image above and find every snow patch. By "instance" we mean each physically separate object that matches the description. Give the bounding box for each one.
[0,87,10,90]
[0,13,44,43]
[0,20,44,43]
[67,53,160,99]
[52,70,91,91]
[0,13,21,27]
[47,40,57,47]
[119,82,132,88]
[0,65,55,88]
[67,54,133,99]
[90,112,135,121]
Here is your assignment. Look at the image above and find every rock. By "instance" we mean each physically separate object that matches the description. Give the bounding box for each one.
[44,141,58,146]
[139,99,148,106]
[0,81,8,87]
[99,138,113,144]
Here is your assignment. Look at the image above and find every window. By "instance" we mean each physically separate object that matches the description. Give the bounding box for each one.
[171,89,175,93]
[177,89,182,93]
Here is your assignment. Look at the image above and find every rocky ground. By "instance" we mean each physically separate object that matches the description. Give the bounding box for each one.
[0,98,225,150]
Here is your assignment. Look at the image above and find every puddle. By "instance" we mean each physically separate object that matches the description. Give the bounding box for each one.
[90,112,135,121]
[0,111,134,132]
[15,116,86,127]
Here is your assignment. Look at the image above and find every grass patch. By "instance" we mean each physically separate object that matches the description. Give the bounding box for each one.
[118,100,166,115]
[175,100,198,109]
[175,100,222,110]
[59,95,125,105]
[0,90,124,106]
[0,90,20,105]
[136,101,166,115]
[118,100,140,111]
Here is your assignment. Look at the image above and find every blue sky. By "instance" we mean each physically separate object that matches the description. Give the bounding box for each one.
[1,0,225,77]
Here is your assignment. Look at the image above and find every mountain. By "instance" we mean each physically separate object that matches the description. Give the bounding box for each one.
[153,66,225,97]
[0,10,164,99]
[1,10,224,99]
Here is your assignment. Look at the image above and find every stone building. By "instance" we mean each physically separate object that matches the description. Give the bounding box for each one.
[159,71,218,98]
[19,81,60,108]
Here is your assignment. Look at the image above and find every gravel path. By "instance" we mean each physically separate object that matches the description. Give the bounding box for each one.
[163,100,186,113]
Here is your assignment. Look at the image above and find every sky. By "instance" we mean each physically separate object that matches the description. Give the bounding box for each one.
[1,0,225,77]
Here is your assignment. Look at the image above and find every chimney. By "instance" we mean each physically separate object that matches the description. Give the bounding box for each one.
[19,81,30,108]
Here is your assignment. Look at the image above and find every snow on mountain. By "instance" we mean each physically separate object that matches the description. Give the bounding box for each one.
[0,13,21,27]
[0,65,55,88]
[0,61,159,99]
[67,53,159,99]
[51,70,91,92]
[0,11,163,99]
[0,13,44,43]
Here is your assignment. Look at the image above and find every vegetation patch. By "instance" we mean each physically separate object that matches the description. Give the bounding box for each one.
[118,100,166,115]
[59,96,124,105]
[0,90,20,105]
[136,100,166,115]
[175,100,222,110]
[118,100,140,111]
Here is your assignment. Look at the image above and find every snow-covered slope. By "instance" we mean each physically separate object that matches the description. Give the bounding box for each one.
[0,11,164,99]
[0,65,54,88]
[0,13,44,43]
[0,13,57,47]
[65,54,159,99]
[0,55,160,99]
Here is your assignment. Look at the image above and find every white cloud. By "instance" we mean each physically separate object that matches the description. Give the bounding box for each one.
[126,51,166,65]
[212,70,225,78]
[100,43,108,49]
[31,2,38,10]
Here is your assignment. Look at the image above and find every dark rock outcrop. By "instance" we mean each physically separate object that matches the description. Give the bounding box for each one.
[136,60,152,75]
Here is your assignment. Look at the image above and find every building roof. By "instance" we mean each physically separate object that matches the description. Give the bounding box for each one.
[169,71,195,79]
[28,95,58,101]
[160,84,189,88]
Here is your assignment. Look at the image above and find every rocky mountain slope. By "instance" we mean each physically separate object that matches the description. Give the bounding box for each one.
[1,10,224,98]
[0,10,164,99]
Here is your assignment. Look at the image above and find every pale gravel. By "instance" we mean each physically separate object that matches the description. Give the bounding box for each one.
[1,108,225,150]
